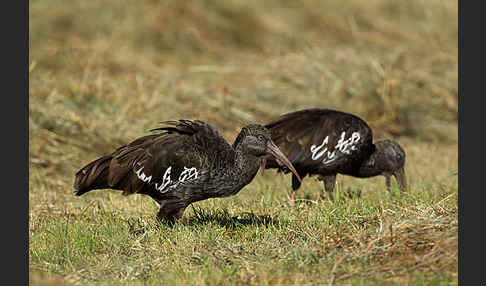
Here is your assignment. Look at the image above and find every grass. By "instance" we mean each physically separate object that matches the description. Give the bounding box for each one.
[29,0,457,284]
[29,178,457,285]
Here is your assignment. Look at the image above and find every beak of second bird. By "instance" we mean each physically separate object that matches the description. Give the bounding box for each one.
[393,167,407,192]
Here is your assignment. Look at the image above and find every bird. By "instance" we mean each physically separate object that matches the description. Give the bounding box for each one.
[74,120,302,223]
[263,108,407,202]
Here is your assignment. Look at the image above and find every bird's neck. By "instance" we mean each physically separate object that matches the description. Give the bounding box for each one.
[354,148,383,178]
[200,143,261,199]
[233,143,261,184]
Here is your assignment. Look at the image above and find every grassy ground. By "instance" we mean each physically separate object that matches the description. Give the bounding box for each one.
[29,0,458,285]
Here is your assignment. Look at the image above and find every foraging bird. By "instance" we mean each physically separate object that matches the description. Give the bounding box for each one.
[264,108,407,201]
[74,120,301,222]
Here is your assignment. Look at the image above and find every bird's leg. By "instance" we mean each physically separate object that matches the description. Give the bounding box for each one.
[322,174,336,201]
[156,201,187,225]
[290,173,302,204]
[385,174,391,193]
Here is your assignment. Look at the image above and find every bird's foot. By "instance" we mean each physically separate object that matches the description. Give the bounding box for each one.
[156,203,187,227]
[289,191,296,205]
[327,192,334,202]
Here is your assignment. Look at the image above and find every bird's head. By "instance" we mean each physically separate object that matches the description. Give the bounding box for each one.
[234,124,302,182]
[374,139,406,171]
[370,139,407,191]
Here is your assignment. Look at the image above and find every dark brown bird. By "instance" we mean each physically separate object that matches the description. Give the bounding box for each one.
[264,108,407,201]
[74,120,301,222]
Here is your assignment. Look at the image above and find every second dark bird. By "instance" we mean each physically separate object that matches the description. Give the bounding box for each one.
[264,108,407,201]
[74,120,301,222]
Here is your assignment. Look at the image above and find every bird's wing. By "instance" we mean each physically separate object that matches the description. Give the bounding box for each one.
[106,120,232,198]
[152,120,232,156]
[265,109,373,173]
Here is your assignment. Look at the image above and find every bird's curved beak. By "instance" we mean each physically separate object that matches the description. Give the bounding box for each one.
[265,140,302,182]
[393,166,407,192]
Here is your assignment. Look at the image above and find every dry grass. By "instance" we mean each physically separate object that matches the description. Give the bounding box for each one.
[29,0,457,285]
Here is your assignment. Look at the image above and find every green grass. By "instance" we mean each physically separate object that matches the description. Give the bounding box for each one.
[29,0,457,284]
[30,178,457,285]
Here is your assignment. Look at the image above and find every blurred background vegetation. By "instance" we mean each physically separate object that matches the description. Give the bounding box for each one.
[29,0,457,150]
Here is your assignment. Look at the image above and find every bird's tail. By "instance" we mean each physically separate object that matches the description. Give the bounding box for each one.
[73,156,112,196]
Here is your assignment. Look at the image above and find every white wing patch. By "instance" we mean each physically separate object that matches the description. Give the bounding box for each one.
[155,166,172,193]
[310,131,361,165]
[135,167,152,183]
[135,166,199,194]
[178,167,199,183]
